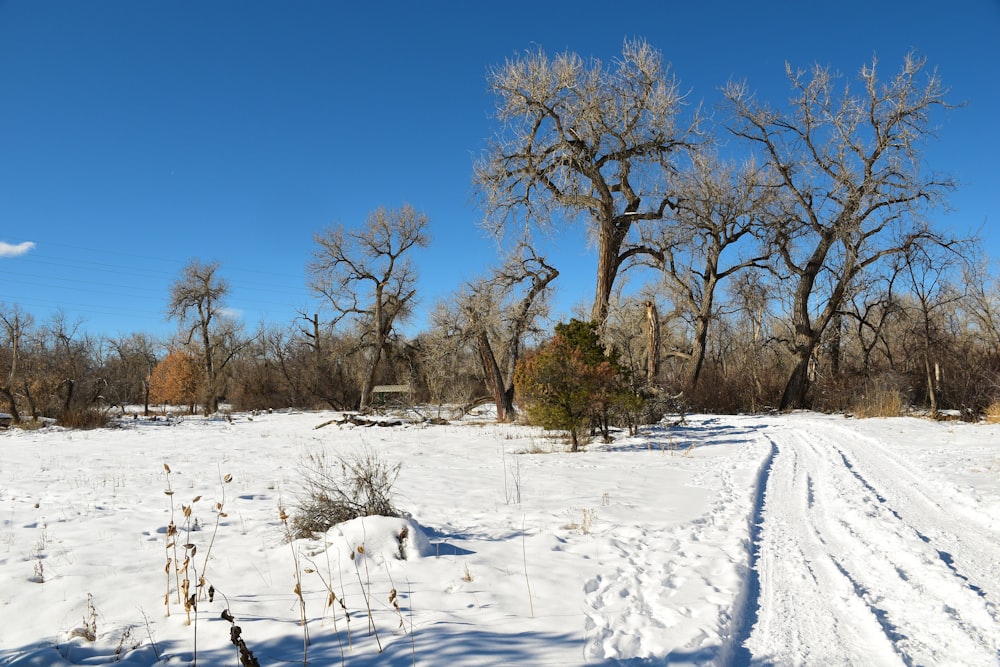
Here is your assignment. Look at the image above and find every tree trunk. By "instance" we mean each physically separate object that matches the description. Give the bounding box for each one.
[476,330,514,422]
[920,305,937,414]
[828,312,843,377]
[591,221,628,326]
[200,316,217,415]
[0,386,20,424]
[924,356,937,415]
[686,317,709,396]
[360,289,389,412]
[780,236,836,411]
[685,272,721,395]
[62,378,75,413]
[22,381,37,421]
[780,346,815,410]
[359,344,382,412]
[645,301,660,384]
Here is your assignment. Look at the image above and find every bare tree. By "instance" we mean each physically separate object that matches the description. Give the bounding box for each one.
[42,311,100,415]
[106,333,160,415]
[962,258,1000,353]
[842,272,903,374]
[0,304,33,423]
[726,52,956,409]
[445,244,558,422]
[475,39,696,326]
[602,294,663,388]
[721,270,781,411]
[900,243,966,414]
[309,204,429,411]
[640,151,772,394]
[167,259,238,414]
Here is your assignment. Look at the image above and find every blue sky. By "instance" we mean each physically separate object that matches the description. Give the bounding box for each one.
[1,1,997,340]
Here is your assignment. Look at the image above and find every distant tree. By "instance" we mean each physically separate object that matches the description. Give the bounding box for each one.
[413,325,480,409]
[308,204,429,411]
[900,243,965,414]
[149,350,201,413]
[41,311,101,417]
[839,270,902,375]
[106,333,160,415]
[602,295,664,389]
[726,52,956,409]
[168,260,244,414]
[444,243,558,422]
[227,325,286,411]
[0,304,33,423]
[962,254,1000,358]
[475,39,696,326]
[640,151,772,395]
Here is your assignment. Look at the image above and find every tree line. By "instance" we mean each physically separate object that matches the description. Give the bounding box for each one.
[3,40,998,428]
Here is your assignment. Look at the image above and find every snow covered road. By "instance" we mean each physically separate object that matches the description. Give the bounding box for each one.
[742,416,1000,666]
[2,411,998,666]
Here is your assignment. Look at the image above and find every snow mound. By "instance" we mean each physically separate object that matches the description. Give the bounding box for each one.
[320,515,433,565]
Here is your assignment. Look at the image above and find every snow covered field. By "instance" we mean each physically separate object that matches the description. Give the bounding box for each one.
[1,410,998,666]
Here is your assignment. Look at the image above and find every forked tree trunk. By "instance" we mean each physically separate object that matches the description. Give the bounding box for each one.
[780,346,815,410]
[476,331,514,422]
[685,280,717,396]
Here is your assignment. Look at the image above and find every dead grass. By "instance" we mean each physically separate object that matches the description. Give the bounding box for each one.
[59,408,113,430]
[982,401,1000,424]
[851,388,904,418]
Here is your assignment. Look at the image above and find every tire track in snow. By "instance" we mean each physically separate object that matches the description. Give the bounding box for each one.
[740,435,903,666]
[722,437,775,666]
[827,423,1000,609]
[743,421,1000,666]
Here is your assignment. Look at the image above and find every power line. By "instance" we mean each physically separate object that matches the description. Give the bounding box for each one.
[31,242,309,288]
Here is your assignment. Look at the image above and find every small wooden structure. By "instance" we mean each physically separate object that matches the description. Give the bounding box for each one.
[371,384,411,400]
[370,384,412,412]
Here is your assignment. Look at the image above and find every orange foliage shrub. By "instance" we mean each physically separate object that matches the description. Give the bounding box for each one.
[149,350,201,411]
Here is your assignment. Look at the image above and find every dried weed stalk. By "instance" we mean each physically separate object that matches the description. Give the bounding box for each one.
[162,463,180,616]
[280,505,310,664]
[351,545,382,652]
[221,608,261,667]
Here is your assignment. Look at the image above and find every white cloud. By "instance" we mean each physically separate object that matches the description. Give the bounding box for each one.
[0,241,36,258]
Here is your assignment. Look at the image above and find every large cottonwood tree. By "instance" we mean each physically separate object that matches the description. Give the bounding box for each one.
[726,53,956,409]
[475,39,695,326]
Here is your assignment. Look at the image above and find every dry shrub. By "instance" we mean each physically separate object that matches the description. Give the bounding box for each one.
[851,386,904,418]
[291,447,402,540]
[13,418,47,431]
[983,401,1000,424]
[688,371,780,413]
[59,408,112,430]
